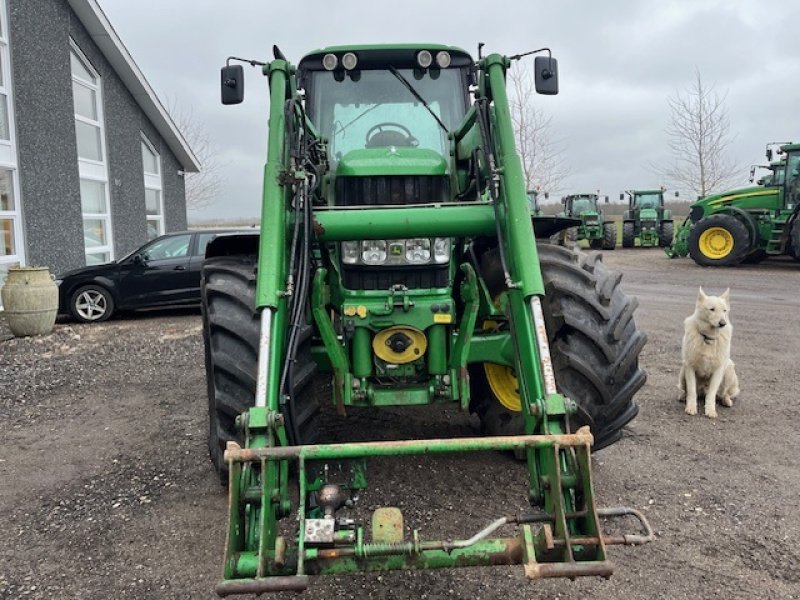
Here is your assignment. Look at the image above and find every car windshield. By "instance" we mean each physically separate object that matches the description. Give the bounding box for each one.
[571,197,597,213]
[635,193,660,208]
[308,68,467,165]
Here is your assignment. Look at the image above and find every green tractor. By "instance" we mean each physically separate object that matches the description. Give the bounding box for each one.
[528,188,546,216]
[557,193,616,250]
[620,189,676,248]
[205,44,650,596]
[667,142,800,265]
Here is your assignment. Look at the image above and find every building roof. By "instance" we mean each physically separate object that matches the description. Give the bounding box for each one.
[68,0,201,172]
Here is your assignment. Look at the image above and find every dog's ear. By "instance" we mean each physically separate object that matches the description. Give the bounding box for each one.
[721,288,730,304]
[697,287,707,303]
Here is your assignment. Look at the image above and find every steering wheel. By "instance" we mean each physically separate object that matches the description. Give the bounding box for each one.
[365,122,418,148]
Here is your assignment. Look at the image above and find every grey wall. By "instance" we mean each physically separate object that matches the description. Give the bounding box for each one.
[8,0,188,276]
[8,0,84,275]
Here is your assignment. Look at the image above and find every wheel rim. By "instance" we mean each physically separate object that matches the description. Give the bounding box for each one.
[483,363,521,412]
[698,227,734,259]
[75,290,108,321]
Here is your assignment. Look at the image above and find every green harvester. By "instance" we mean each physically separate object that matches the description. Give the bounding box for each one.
[556,193,616,250]
[620,189,676,248]
[204,44,651,596]
[667,142,800,265]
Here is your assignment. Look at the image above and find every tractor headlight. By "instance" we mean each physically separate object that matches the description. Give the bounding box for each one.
[322,53,338,71]
[435,51,451,68]
[432,238,450,263]
[342,52,358,70]
[405,238,431,264]
[341,241,360,264]
[341,238,451,266]
[362,240,388,265]
[417,50,433,69]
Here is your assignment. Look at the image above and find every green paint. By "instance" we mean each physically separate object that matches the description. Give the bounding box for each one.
[336,147,448,177]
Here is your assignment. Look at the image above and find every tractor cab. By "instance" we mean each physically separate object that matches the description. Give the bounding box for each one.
[297,46,473,172]
[778,144,800,211]
[563,193,600,217]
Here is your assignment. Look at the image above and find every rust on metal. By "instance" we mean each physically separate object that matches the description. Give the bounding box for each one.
[525,560,615,580]
[215,575,309,597]
[224,432,595,463]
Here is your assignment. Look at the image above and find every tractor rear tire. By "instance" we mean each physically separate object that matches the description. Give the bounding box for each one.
[473,244,647,451]
[790,217,800,261]
[659,221,675,247]
[687,214,749,267]
[602,222,617,250]
[622,222,635,248]
[201,254,320,482]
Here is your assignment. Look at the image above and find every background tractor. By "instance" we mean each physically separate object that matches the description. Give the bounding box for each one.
[205,44,649,596]
[667,142,800,266]
[620,189,676,248]
[557,193,616,249]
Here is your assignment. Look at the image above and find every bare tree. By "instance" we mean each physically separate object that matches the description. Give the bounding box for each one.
[166,99,227,210]
[658,71,740,198]
[508,70,568,196]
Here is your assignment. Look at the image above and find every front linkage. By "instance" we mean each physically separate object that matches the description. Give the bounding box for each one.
[214,51,652,596]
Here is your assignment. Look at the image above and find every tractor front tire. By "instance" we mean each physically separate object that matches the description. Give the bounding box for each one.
[566,227,578,244]
[473,244,647,451]
[687,214,749,267]
[602,222,617,250]
[659,221,675,247]
[622,222,635,248]
[201,254,320,482]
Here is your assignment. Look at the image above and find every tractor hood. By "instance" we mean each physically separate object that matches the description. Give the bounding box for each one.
[639,208,658,220]
[690,185,780,221]
[336,147,448,177]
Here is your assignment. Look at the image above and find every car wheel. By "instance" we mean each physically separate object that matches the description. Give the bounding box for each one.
[70,285,115,323]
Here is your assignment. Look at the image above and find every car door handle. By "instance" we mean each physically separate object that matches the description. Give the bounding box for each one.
[174,265,186,271]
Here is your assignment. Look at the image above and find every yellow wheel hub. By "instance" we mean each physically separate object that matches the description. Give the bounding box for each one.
[698,227,734,259]
[483,363,521,412]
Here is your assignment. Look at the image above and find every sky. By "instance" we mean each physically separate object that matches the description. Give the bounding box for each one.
[99,0,800,221]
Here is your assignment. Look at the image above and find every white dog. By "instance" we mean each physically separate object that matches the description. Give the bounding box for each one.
[679,287,740,418]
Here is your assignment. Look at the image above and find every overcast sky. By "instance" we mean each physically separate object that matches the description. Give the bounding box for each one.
[100,0,800,221]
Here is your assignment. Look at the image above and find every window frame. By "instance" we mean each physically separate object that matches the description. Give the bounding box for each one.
[0,0,25,299]
[71,40,114,265]
[141,135,165,240]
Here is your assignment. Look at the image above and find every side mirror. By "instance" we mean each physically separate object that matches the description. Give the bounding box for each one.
[604,195,609,204]
[767,148,773,161]
[132,253,145,265]
[544,192,549,199]
[757,178,765,185]
[534,56,559,95]
[674,191,679,198]
[619,193,624,201]
[221,65,245,105]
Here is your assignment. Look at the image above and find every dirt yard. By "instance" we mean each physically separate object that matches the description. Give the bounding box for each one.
[2,249,799,600]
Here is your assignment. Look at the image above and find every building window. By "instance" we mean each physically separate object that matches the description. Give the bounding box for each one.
[71,43,113,265]
[141,137,164,240]
[0,0,23,297]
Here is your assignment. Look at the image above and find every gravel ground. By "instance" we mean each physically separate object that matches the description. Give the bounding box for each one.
[1,249,799,599]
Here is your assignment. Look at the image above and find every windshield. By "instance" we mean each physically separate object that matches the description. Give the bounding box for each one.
[308,69,467,165]
[634,193,660,208]
[571,197,597,213]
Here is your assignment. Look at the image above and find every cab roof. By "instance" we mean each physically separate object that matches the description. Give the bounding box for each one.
[298,44,474,73]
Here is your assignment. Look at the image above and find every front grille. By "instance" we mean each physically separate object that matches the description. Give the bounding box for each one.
[342,266,449,290]
[335,175,449,206]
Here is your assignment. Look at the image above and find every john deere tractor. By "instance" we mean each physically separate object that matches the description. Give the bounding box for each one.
[667,142,800,265]
[557,193,616,250]
[204,44,649,596]
[528,188,547,216]
[620,189,676,248]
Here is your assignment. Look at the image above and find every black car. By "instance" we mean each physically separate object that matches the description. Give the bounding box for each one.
[57,229,250,322]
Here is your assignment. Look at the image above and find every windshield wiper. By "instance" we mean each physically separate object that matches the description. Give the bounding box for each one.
[388,66,449,134]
